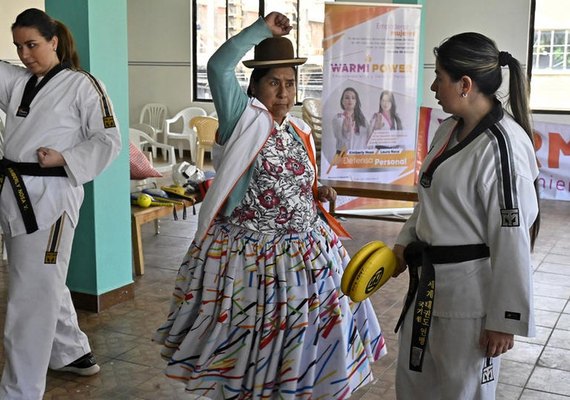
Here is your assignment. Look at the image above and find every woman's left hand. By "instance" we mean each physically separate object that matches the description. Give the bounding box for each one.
[317,186,336,203]
[479,329,514,357]
[37,147,66,168]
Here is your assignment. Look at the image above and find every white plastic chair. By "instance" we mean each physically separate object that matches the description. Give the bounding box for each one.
[129,127,176,174]
[163,107,207,161]
[138,103,167,144]
[131,123,159,159]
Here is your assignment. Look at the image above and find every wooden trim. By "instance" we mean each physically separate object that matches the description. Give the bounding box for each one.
[319,179,418,221]
[71,282,135,313]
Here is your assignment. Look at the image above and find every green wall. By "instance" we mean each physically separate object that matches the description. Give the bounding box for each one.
[45,0,133,295]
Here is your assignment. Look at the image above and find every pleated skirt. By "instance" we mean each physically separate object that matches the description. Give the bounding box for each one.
[154,219,386,399]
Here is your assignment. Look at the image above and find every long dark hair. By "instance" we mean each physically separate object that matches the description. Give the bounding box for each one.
[340,87,367,131]
[12,8,80,69]
[378,90,402,130]
[435,32,539,247]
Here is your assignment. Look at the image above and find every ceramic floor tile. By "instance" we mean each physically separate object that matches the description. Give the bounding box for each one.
[520,389,570,399]
[539,346,570,371]
[496,383,524,400]
[534,271,570,287]
[499,359,535,386]
[502,341,544,364]
[548,328,570,349]
[557,314,570,330]
[544,253,570,265]
[533,282,570,299]
[516,325,552,346]
[527,366,570,396]
[538,262,570,275]
[535,309,562,328]
[534,295,568,313]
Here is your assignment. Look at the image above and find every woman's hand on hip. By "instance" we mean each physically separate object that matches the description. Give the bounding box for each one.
[265,12,292,36]
[37,147,66,168]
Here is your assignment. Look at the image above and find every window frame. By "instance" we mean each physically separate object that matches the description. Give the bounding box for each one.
[191,0,322,104]
[528,0,570,114]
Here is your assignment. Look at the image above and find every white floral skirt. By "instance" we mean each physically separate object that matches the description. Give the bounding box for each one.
[154,219,386,399]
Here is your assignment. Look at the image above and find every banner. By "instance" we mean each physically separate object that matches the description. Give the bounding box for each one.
[533,121,570,201]
[417,107,570,202]
[320,3,421,211]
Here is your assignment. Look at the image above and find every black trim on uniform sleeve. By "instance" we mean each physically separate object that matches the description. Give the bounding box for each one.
[77,70,116,128]
[488,124,520,227]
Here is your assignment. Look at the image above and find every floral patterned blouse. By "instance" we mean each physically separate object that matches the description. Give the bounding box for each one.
[226,122,319,234]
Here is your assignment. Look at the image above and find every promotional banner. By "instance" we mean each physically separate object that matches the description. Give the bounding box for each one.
[418,107,570,202]
[533,121,570,201]
[320,4,421,179]
[320,3,421,211]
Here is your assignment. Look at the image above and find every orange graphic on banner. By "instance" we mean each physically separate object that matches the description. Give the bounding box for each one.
[323,5,396,51]
[335,152,415,170]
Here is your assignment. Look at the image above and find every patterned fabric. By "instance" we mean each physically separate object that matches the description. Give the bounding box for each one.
[154,220,386,399]
[129,142,162,180]
[227,125,318,234]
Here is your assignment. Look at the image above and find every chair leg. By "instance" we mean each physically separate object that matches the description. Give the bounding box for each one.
[190,139,197,164]
[178,145,184,159]
[197,149,204,170]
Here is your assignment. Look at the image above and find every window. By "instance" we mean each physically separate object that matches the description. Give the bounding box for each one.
[533,30,570,70]
[530,0,570,111]
[193,0,324,102]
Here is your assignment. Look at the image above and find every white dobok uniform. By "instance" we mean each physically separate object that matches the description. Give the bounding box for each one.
[395,102,539,400]
[0,60,121,399]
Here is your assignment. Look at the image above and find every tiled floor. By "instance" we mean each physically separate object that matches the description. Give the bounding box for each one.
[1,187,569,399]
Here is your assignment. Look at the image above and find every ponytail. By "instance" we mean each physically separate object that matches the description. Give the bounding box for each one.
[54,20,80,69]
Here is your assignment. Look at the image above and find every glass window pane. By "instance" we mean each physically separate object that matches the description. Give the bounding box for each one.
[297,0,324,100]
[553,30,565,45]
[194,0,325,102]
[552,48,564,68]
[195,0,227,100]
[539,31,551,46]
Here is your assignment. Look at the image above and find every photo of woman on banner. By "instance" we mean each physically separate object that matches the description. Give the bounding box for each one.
[370,89,403,131]
[332,87,370,152]
[368,89,403,150]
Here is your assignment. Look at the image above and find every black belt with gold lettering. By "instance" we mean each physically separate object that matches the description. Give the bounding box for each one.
[0,158,67,234]
[394,241,490,372]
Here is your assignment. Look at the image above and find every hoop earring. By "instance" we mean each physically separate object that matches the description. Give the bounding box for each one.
[461,93,467,98]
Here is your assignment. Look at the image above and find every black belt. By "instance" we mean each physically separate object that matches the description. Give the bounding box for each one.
[394,241,490,372]
[0,158,67,234]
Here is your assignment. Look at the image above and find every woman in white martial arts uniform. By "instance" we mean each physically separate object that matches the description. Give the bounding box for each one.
[391,32,540,399]
[0,8,121,399]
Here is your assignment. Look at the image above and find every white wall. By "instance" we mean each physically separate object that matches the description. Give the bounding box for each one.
[421,0,531,109]
[127,0,210,127]
[0,1,44,62]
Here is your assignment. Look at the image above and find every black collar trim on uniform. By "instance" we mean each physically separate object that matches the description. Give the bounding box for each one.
[16,63,66,118]
[419,99,503,188]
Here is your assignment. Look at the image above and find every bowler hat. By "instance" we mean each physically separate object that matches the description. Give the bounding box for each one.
[243,37,307,68]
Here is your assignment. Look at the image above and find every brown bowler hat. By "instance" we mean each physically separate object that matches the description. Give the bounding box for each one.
[243,37,307,68]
